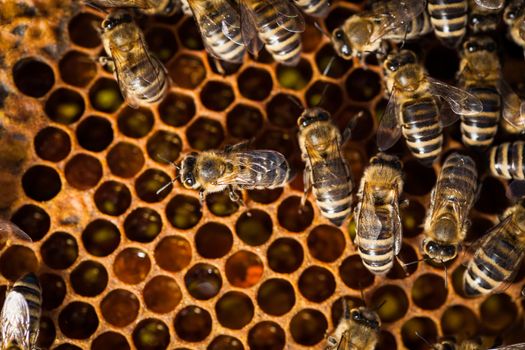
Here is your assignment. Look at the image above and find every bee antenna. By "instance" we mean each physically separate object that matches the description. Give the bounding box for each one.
[401,256,430,268]
[155,179,176,195]
[372,299,387,312]
[441,259,449,289]
[415,332,434,348]
[314,21,331,39]
[286,95,305,111]
[358,282,367,308]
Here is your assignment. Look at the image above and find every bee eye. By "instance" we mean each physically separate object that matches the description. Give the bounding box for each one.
[351,311,360,320]
[467,42,478,52]
[335,29,344,39]
[102,19,115,30]
[507,11,517,21]
[388,60,399,71]
[470,15,480,25]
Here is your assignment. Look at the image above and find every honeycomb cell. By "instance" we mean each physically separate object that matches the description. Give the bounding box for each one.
[387,243,419,279]
[201,81,235,111]
[411,273,447,310]
[257,278,295,316]
[404,160,436,195]
[225,250,264,288]
[289,308,328,346]
[480,294,517,333]
[298,266,336,303]
[68,12,102,48]
[41,231,78,269]
[100,289,140,327]
[248,321,285,350]
[89,78,124,113]
[371,285,409,323]
[145,26,177,63]
[377,331,397,350]
[124,207,162,243]
[475,177,509,215]
[330,296,365,326]
[208,335,244,350]
[11,204,50,241]
[401,200,426,238]
[45,88,85,124]
[238,68,273,101]
[339,255,375,290]
[55,344,82,350]
[165,194,202,230]
[38,316,56,348]
[186,117,224,151]
[255,128,296,158]
[441,305,479,338]
[236,210,273,246]
[118,106,154,138]
[305,81,343,115]
[324,7,355,31]
[132,318,170,350]
[307,225,345,262]
[40,272,66,310]
[227,104,264,139]
[143,275,182,314]
[315,44,353,79]
[248,188,283,204]
[174,305,212,342]
[13,58,55,97]
[82,219,121,257]
[70,260,108,297]
[302,23,323,52]
[34,126,71,162]
[216,291,254,329]
[277,59,312,90]
[155,236,192,272]
[65,153,102,190]
[195,223,233,259]
[158,92,196,127]
[76,116,114,152]
[401,317,438,350]
[267,93,303,128]
[345,69,382,102]
[59,51,97,87]
[178,17,204,50]
[147,130,182,164]
[267,238,304,273]
[22,164,61,201]
[337,107,374,141]
[107,142,145,178]
[277,196,314,233]
[94,181,131,216]
[0,245,38,281]
[169,54,206,89]
[114,247,151,284]
[58,301,99,339]
[185,263,222,300]
[135,169,172,202]
[91,332,130,350]
[206,191,239,216]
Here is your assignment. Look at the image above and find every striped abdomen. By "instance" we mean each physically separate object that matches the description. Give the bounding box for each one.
[460,84,500,148]
[13,273,42,345]
[490,141,525,180]
[292,0,330,17]
[400,97,442,165]
[125,57,168,105]
[437,153,478,199]
[427,0,467,47]
[387,10,433,41]
[235,151,290,190]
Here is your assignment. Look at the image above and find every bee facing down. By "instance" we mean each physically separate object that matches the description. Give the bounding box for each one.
[505,0,525,54]
[298,107,353,226]
[427,0,468,48]
[99,9,169,108]
[355,153,404,276]
[88,0,180,16]
[179,143,290,203]
[468,0,503,33]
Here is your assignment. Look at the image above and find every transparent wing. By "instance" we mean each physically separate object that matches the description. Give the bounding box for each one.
[200,0,244,45]
[497,79,525,131]
[427,76,483,116]
[391,189,402,255]
[88,0,153,8]
[0,220,32,247]
[238,0,264,55]
[492,343,525,350]
[474,0,504,10]
[369,0,426,42]
[268,0,305,33]
[0,291,31,349]
[376,92,402,151]
[305,139,349,182]
[336,330,351,350]
[358,185,383,240]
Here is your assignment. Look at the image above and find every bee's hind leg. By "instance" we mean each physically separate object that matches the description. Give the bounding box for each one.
[301,166,311,207]
[228,186,247,208]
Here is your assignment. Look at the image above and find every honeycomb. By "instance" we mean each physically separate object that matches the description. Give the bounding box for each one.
[1,0,525,349]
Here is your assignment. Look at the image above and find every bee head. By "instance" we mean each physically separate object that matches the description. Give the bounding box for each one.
[504,3,521,24]
[422,238,458,262]
[331,27,353,59]
[370,153,402,170]
[384,50,417,73]
[463,36,497,55]
[101,10,133,32]
[350,307,381,330]
[180,152,200,190]
[297,107,331,129]
[437,340,457,350]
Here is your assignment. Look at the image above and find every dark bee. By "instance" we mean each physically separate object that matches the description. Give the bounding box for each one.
[489,141,525,181]
[427,0,468,47]
[468,0,503,33]
[505,0,525,53]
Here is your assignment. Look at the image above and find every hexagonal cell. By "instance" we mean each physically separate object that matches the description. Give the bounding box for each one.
[336,107,374,141]
[174,305,212,342]
[100,289,140,327]
[158,92,196,127]
[41,231,78,269]
[58,302,99,339]
[124,207,162,243]
[38,316,56,349]
[307,225,345,263]
[277,196,314,232]
[186,117,224,151]
[59,51,97,87]
[45,88,85,124]
[254,128,297,159]
[82,219,121,257]
[227,104,264,139]
[305,81,343,115]
[91,332,130,350]
[330,296,365,326]
[401,317,438,350]
[22,165,61,201]
[195,223,233,259]
[11,204,50,241]
[145,26,178,63]
[290,309,327,346]
[208,335,244,350]
[339,254,375,290]
[155,235,192,272]
[165,194,202,230]
[70,260,108,297]
[135,168,173,202]
[0,245,38,281]
[117,106,154,138]
[324,7,356,32]
[238,68,273,101]
[236,210,273,246]
[345,68,382,102]
[257,278,295,316]
[33,126,71,162]
[113,247,151,284]
[248,321,285,350]
[200,81,235,111]
[147,130,182,164]
[76,115,114,152]
[267,238,304,273]
[206,191,239,217]
[401,200,426,238]
[132,319,170,350]
[315,44,353,79]
[480,294,518,333]
[387,243,418,279]
[277,59,312,90]
[177,17,204,50]
[248,188,283,204]
[411,273,448,310]
[68,12,102,48]
[266,94,303,129]
[40,272,66,310]
[94,181,131,216]
[216,291,254,329]
[441,305,479,338]
[143,275,182,314]
[13,57,55,97]
[185,262,222,300]
[89,78,124,113]
[64,153,102,190]
[225,250,264,288]
[168,54,206,89]
[371,285,409,323]
[107,142,145,178]
[298,266,336,303]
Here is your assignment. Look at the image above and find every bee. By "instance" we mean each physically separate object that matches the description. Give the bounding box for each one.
[434,340,525,350]
[325,300,381,350]
[291,0,330,18]
[99,9,169,108]
[489,141,525,181]
[468,0,503,33]
[505,0,525,54]
[185,0,246,64]
[298,107,353,226]
[354,153,404,275]
[473,0,505,10]
[0,273,42,350]
[87,0,180,16]
[179,143,290,204]
[422,153,478,264]
[463,201,525,297]
[427,0,468,48]
[238,0,305,65]
[331,0,431,60]
[378,49,483,165]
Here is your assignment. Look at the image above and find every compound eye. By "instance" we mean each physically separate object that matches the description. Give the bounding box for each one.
[102,19,114,30]
[388,60,399,71]
[506,11,517,21]
[351,311,360,320]
[467,42,478,52]
[184,176,194,187]
[335,29,344,39]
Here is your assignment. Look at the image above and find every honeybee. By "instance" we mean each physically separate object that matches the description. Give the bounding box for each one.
[354,153,404,275]
[179,143,290,204]
[298,107,353,226]
[434,340,525,350]
[473,0,505,10]
[185,0,246,64]
[331,0,431,60]
[291,0,330,18]
[99,9,169,108]
[427,0,468,47]
[378,49,483,165]
[325,300,381,350]
[0,273,42,350]
[423,153,478,263]
[238,0,305,65]
[463,201,525,297]
[489,141,525,181]
[468,0,503,33]
[88,0,180,16]
[505,0,525,53]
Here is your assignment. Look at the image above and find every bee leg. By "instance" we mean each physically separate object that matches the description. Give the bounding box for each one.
[199,190,206,205]
[342,111,365,144]
[396,255,410,276]
[301,167,311,207]
[98,56,116,72]
[228,186,247,207]
[400,198,409,209]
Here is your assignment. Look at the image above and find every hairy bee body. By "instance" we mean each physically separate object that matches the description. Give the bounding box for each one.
[469,0,502,33]
[489,141,525,180]
[355,153,404,275]
[292,0,330,17]
[298,108,353,226]
[100,10,169,108]
[427,0,468,47]
[504,0,525,49]
[325,305,381,350]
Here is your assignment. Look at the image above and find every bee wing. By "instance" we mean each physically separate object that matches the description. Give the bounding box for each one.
[305,139,348,182]
[491,343,525,350]
[369,0,426,42]
[336,330,351,350]
[376,92,402,151]
[497,79,525,131]
[391,188,403,255]
[358,184,383,240]
[426,76,484,116]
[193,0,244,46]
[238,0,264,55]
[0,291,31,349]
[110,45,142,109]
[474,0,504,10]
[267,0,305,33]
[0,220,32,247]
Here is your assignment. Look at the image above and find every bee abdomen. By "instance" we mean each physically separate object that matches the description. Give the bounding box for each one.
[129,60,169,104]
[292,0,330,17]
[357,209,395,275]
[13,273,42,337]
[461,85,500,148]
[203,6,245,63]
[490,141,525,180]
[389,11,433,41]
[313,179,352,226]
[428,0,467,47]
[440,153,478,191]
